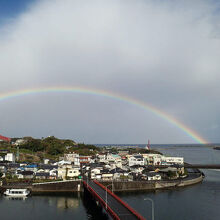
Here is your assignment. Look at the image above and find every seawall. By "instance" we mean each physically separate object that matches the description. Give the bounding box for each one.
[99,173,203,192]
[31,180,82,194]
[0,173,204,194]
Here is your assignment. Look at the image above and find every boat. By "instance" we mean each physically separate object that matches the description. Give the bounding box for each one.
[4,189,30,197]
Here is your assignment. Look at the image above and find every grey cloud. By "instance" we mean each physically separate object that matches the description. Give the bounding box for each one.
[0,0,220,143]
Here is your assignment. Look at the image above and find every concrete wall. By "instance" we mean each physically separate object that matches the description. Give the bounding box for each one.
[31,180,82,194]
[99,174,203,192]
[100,181,155,192]
[0,173,203,194]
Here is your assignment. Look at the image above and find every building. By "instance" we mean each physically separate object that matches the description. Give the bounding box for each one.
[79,156,91,165]
[128,155,145,167]
[142,154,163,165]
[64,153,80,166]
[17,171,34,179]
[35,172,50,180]
[147,172,162,181]
[5,153,15,163]
[162,157,184,165]
[58,165,80,180]
[90,167,102,179]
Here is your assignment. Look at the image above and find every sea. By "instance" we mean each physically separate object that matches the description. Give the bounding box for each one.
[1,144,220,220]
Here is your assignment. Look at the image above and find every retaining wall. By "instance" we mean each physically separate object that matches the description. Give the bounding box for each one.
[0,174,203,194]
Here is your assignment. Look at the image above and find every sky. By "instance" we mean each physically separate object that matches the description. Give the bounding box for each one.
[0,0,220,144]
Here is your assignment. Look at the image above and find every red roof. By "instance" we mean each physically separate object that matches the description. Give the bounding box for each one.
[0,134,11,142]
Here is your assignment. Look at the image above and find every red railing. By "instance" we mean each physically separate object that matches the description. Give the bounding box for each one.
[83,181,120,220]
[94,180,145,220]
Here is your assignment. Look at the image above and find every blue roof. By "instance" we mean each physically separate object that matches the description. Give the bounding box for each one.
[25,164,37,168]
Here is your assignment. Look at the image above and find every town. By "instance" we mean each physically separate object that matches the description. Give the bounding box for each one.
[0,136,187,184]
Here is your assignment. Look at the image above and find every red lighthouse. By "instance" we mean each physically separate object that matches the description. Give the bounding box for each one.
[146,139,150,150]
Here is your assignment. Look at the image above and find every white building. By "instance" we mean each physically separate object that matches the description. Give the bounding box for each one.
[5,153,15,163]
[44,159,50,164]
[97,154,106,162]
[106,154,122,163]
[90,168,102,179]
[147,173,162,181]
[64,153,80,166]
[57,160,71,166]
[58,165,80,180]
[101,173,113,180]
[162,157,184,165]
[142,154,163,165]
[128,155,145,167]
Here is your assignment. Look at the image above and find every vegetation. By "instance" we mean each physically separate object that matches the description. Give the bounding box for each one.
[167,170,178,179]
[14,136,97,156]
[1,136,99,162]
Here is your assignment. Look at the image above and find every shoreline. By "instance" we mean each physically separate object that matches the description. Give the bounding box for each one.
[0,170,204,194]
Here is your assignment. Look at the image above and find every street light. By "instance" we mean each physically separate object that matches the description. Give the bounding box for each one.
[144,197,154,220]
[105,184,112,210]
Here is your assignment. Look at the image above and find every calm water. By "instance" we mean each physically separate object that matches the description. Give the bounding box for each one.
[1,145,220,220]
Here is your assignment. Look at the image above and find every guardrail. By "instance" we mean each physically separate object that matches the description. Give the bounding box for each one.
[83,181,120,220]
[94,180,145,220]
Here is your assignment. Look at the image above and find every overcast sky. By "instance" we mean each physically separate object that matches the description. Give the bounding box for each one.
[0,0,220,144]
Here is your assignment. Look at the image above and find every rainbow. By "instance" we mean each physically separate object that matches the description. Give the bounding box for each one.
[0,86,208,144]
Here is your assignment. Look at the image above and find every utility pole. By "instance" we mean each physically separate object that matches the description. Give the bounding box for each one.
[16,146,19,161]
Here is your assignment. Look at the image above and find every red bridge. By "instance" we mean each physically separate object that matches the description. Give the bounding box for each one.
[83,179,145,220]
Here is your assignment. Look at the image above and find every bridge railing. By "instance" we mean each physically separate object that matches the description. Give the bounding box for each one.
[94,180,145,220]
[83,180,120,220]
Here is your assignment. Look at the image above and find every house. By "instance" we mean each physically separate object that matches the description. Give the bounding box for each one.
[58,165,80,180]
[4,153,15,163]
[147,172,162,181]
[0,165,6,173]
[100,168,113,180]
[44,159,50,164]
[6,163,21,173]
[129,165,145,174]
[162,157,184,165]
[64,153,80,166]
[101,173,113,180]
[142,154,163,165]
[35,172,50,179]
[49,169,58,179]
[106,154,121,163]
[17,171,34,179]
[38,164,58,171]
[128,155,145,167]
[79,156,91,165]
[97,153,106,162]
[90,167,102,179]
[23,164,38,172]
[66,166,80,179]
[110,167,129,180]
[57,160,71,166]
